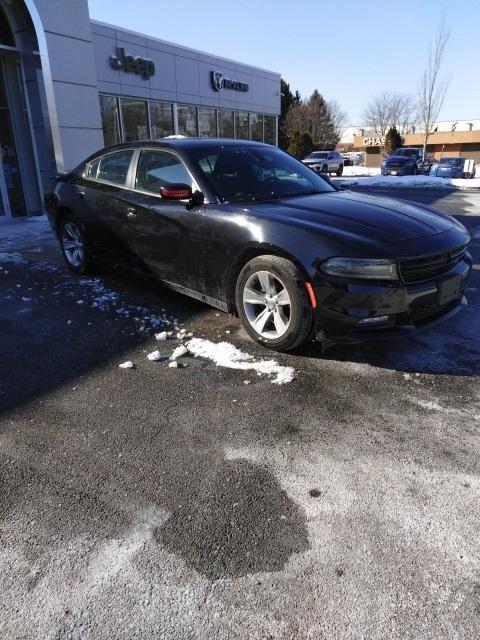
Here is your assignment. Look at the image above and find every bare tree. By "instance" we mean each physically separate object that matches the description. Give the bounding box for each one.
[361,92,415,136]
[417,17,450,159]
[361,92,392,136]
[389,94,416,134]
[327,100,348,144]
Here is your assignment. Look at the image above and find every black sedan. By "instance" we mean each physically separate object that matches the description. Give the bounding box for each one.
[45,139,472,351]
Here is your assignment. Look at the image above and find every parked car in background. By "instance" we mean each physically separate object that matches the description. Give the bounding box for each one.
[302,151,344,176]
[341,151,366,167]
[430,157,476,179]
[45,139,471,352]
[381,147,432,176]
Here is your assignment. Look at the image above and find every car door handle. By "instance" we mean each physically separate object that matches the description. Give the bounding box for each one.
[78,191,85,199]
[126,207,137,218]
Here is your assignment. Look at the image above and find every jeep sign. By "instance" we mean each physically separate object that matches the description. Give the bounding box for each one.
[110,47,155,79]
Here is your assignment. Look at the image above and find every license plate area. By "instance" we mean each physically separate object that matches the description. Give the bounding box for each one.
[438,275,462,306]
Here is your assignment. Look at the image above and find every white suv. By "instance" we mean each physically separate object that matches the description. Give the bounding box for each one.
[302,151,344,176]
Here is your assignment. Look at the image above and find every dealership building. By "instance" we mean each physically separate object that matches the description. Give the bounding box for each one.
[0,0,281,220]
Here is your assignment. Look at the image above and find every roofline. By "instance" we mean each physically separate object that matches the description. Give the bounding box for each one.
[90,19,281,78]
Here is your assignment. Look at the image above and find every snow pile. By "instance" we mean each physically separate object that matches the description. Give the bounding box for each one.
[183,338,295,385]
[334,174,480,190]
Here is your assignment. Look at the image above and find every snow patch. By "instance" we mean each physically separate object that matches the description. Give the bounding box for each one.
[183,338,295,385]
[147,350,163,362]
[119,361,134,369]
[170,344,189,360]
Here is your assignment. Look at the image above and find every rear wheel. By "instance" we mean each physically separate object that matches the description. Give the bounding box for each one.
[336,164,344,176]
[236,255,314,351]
[59,214,94,275]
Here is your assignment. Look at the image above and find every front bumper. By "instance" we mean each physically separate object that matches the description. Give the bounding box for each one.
[381,166,415,176]
[312,257,472,343]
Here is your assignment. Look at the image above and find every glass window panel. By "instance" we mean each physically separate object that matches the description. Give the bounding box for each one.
[177,105,198,137]
[97,150,134,185]
[150,101,173,139]
[250,114,263,142]
[86,157,100,180]
[218,109,234,138]
[263,115,276,145]
[198,107,217,137]
[235,111,249,140]
[135,150,193,193]
[99,95,121,147]
[120,98,149,142]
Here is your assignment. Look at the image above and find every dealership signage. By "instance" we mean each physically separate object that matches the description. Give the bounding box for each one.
[211,70,249,92]
[363,136,386,147]
[110,47,155,79]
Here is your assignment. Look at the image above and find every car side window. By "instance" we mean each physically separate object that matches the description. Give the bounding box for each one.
[86,157,100,180]
[135,149,193,194]
[97,150,134,186]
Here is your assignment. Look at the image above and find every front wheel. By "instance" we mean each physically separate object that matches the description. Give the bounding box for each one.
[235,255,314,351]
[336,164,344,176]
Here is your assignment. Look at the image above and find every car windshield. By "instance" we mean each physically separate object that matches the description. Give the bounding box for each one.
[189,145,335,202]
[393,148,418,157]
[306,152,329,159]
[439,158,463,166]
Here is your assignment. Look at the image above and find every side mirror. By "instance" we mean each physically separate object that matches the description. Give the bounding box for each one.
[160,183,192,200]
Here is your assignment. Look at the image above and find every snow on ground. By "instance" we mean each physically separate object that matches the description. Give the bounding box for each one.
[334,174,480,190]
[181,338,295,385]
[341,166,381,177]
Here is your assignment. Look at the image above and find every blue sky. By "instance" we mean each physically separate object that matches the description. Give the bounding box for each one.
[88,0,480,124]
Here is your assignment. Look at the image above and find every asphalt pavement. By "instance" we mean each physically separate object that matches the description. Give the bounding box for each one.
[1,188,480,639]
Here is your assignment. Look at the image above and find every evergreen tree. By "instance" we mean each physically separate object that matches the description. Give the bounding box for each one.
[279,79,300,150]
[287,131,313,158]
[283,90,340,151]
[384,126,404,156]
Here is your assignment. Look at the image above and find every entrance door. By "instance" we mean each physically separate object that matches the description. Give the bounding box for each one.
[0,57,27,218]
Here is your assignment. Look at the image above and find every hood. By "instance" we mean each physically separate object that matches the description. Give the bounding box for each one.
[243,191,468,253]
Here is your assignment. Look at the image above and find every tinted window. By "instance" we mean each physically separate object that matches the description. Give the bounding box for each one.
[190,145,334,202]
[135,150,193,194]
[308,152,328,159]
[86,157,100,179]
[97,150,134,185]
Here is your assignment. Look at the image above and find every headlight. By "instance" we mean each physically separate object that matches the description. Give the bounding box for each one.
[321,257,399,280]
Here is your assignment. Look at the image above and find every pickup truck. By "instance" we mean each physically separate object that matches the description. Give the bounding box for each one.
[381,148,432,176]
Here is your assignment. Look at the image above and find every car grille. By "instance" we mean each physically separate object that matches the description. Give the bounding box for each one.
[399,245,467,283]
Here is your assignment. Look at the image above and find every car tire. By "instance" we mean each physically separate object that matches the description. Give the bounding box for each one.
[235,255,314,352]
[413,166,418,175]
[59,213,94,275]
[336,164,344,176]
[321,164,328,173]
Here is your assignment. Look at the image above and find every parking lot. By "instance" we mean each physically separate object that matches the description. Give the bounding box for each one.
[1,188,480,639]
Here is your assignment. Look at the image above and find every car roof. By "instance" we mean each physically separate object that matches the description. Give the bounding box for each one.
[96,138,272,154]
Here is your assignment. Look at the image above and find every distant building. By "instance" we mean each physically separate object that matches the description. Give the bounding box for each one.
[337,120,480,167]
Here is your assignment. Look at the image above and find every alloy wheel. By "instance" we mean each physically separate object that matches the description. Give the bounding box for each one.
[62,222,84,267]
[242,270,292,339]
